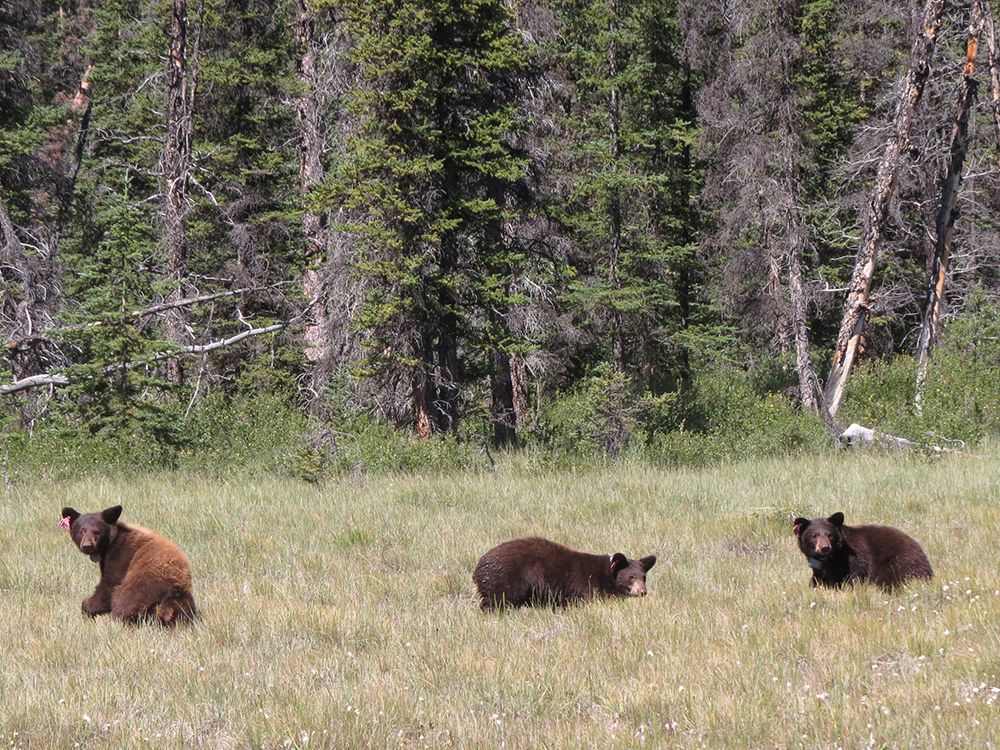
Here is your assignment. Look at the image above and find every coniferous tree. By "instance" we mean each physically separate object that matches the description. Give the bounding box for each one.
[551,0,703,389]
[57,184,178,444]
[322,0,532,440]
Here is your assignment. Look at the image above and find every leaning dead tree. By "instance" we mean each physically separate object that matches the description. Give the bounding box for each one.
[914,0,988,414]
[823,0,946,417]
[985,0,1000,161]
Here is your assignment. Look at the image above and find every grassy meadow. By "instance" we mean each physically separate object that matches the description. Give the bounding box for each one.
[1,448,999,748]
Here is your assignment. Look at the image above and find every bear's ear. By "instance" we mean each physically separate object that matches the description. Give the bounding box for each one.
[61,507,80,523]
[639,555,656,572]
[793,517,810,536]
[610,553,630,575]
[828,512,845,527]
[100,505,123,524]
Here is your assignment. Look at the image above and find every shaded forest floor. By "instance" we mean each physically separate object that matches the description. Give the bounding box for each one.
[2,449,999,748]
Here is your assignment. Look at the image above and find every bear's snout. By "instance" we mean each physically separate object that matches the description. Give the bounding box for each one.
[78,533,101,554]
[630,580,647,597]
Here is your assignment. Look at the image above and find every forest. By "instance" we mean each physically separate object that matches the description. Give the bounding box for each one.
[2,0,1000,473]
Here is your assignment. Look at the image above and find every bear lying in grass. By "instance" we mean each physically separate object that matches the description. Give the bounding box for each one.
[61,505,196,627]
[793,512,932,589]
[473,536,656,610]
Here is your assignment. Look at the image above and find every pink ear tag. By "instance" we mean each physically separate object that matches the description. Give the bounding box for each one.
[59,517,72,531]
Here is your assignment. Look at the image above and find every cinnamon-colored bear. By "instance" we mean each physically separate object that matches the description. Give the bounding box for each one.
[61,505,196,626]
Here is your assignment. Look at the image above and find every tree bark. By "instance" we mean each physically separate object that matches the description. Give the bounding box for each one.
[914,0,986,414]
[785,191,821,411]
[295,0,331,364]
[607,0,624,373]
[489,343,517,448]
[823,0,946,417]
[984,0,1000,162]
[777,46,821,411]
[413,328,436,440]
[510,351,530,425]
[162,0,192,385]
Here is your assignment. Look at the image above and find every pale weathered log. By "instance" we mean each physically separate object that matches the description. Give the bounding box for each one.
[838,422,962,455]
[824,0,947,417]
[914,0,986,414]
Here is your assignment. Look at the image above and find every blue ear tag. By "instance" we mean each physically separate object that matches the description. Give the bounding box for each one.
[807,557,823,570]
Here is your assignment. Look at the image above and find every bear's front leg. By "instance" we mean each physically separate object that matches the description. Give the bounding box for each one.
[82,585,112,617]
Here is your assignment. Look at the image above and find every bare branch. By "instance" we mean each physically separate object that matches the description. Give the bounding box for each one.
[2,292,322,396]
[1,374,70,395]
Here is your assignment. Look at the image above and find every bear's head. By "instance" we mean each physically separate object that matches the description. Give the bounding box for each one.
[61,505,123,562]
[793,512,845,563]
[610,553,657,596]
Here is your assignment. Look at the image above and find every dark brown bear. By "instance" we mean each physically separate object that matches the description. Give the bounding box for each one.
[792,512,932,589]
[61,505,196,627]
[473,536,656,611]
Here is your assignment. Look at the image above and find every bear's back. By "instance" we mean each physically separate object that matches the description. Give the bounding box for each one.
[843,524,932,586]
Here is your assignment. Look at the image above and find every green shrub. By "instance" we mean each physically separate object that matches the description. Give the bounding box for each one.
[529,364,639,457]
[839,293,1000,446]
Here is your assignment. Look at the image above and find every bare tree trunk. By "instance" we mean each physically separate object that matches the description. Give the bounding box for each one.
[413,328,436,440]
[607,0,624,372]
[162,0,192,386]
[489,343,517,447]
[914,0,986,414]
[823,0,946,417]
[295,0,331,365]
[413,373,433,440]
[57,63,94,228]
[510,351,530,424]
[785,193,821,411]
[776,45,821,411]
[435,329,460,434]
[984,0,1000,162]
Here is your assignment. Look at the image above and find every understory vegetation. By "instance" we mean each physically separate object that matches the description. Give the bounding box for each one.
[2,450,998,748]
[4,310,999,481]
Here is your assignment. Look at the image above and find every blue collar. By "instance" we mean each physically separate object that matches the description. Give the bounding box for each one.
[807,557,823,570]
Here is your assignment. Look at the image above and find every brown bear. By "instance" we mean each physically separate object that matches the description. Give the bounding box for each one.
[473,536,656,611]
[61,505,196,627]
[792,512,932,589]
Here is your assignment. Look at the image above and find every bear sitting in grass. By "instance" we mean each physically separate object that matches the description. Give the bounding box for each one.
[61,505,196,627]
[792,512,932,589]
[473,536,656,610]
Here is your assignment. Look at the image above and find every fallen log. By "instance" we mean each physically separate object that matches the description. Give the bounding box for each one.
[838,423,964,454]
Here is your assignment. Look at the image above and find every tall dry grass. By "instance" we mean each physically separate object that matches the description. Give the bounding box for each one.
[1,447,998,748]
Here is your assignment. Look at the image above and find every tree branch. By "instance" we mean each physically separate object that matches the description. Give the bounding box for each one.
[0,374,70,395]
[2,292,321,396]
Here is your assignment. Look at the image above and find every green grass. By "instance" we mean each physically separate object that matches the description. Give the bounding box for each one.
[2,448,999,748]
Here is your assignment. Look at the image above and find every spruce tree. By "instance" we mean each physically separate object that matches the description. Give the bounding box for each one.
[322,0,531,439]
[57,184,179,445]
[550,0,704,389]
